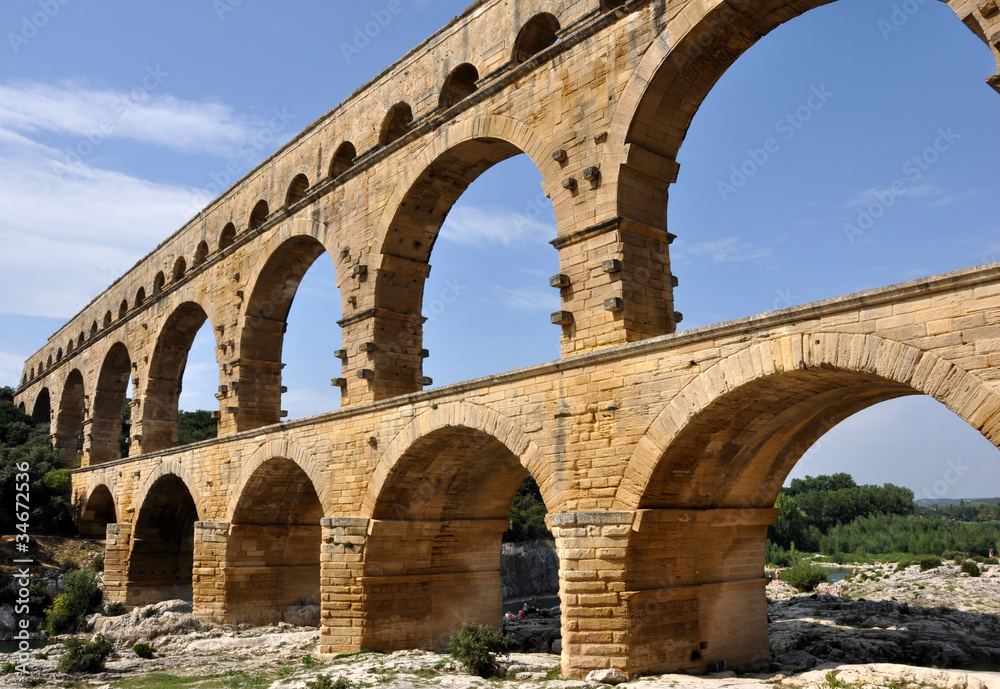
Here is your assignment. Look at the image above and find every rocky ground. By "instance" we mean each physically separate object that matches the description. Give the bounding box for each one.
[3,561,1000,689]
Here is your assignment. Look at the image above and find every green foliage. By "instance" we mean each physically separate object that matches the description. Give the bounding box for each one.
[447,622,512,678]
[819,513,1000,558]
[142,606,158,618]
[308,676,353,689]
[2,661,16,674]
[917,555,942,571]
[46,568,103,633]
[176,410,218,446]
[132,643,156,659]
[58,635,115,673]
[780,560,830,592]
[103,601,127,617]
[916,498,1000,522]
[90,553,105,573]
[28,577,52,613]
[765,540,798,567]
[222,670,269,688]
[504,476,551,543]
[961,559,981,577]
[0,387,74,535]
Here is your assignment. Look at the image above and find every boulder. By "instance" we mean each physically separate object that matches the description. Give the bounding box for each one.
[586,668,628,685]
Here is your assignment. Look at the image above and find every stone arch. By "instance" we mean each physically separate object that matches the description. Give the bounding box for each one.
[439,63,479,109]
[359,401,553,651]
[134,287,146,309]
[118,299,129,319]
[128,470,200,606]
[193,241,209,267]
[132,459,204,518]
[56,347,63,362]
[54,369,86,457]
[236,231,338,431]
[219,222,237,251]
[225,438,329,522]
[139,298,217,453]
[223,449,324,624]
[79,484,116,537]
[603,0,983,231]
[285,173,310,207]
[379,102,413,146]
[30,388,51,425]
[615,333,1000,511]
[103,311,113,328]
[366,116,562,397]
[46,354,53,368]
[512,13,560,65]
[91,321,99,338]
[248,200,269,231]
[153,271,165,296]
[17,401,25,415]
[89,342,132,465]
[171,256,187,283]
[329,141,356,178]
[363,400,553,516]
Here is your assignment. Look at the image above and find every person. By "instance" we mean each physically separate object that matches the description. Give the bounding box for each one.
[520,602,528,620]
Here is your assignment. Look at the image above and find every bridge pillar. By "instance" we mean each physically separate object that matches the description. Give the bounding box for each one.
[318,517,509,656]
[103,523,132,605]
[193,521,230,622]
[550,508,775,679]
[553,218,678,356]
[319,517,370,655]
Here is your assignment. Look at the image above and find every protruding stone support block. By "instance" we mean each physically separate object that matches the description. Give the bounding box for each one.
[192,521,230,622]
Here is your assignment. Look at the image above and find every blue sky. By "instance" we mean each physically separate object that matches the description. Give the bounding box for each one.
[0,0,998,499]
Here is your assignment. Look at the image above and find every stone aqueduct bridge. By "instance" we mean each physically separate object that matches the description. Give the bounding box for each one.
[13,0,1000,678]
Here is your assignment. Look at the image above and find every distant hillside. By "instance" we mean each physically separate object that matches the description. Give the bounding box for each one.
[916,498,1000,506]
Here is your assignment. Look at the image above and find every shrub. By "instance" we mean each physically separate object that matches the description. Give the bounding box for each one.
[895,559,913,572]
[2,662,16,674]
[90,553,104,573]
[132,642,156,659]
[781,561,830,592]
[308,676,353,689]
[917,555,942,571]
[961,560,981,577]
[447,622,512,678]
[942,550,968,562]
[103,601,126,617]
[58,635,114,673]
[46,569,103,633]
[142,606,158,618]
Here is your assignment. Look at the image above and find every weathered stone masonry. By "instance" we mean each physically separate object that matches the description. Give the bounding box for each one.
[14,0,1000,678]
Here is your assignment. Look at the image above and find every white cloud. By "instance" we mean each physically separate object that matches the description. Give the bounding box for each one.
[686,237,772,264]
[0,79,268,156]
[440,205,553,248]
[0,130,205,317]
[494,287,560,313]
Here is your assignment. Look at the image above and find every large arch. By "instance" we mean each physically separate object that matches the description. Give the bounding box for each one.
[89,342,132,466]
[54,370,86,461]
[236,233,336,431]
[365,116,562,399]
[360,403,553,651]
[616,333,1000,510]
[30,388,51,426]
[605,0,986,232]
[140,300,216,453]
[224,457,323,625]
[79,484,116,538]
[606,332,1000,675]
[128,473,199,606]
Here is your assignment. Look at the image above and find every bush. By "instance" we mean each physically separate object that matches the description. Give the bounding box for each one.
[447,622,512,678]
[308,676,353,689]
[917,555,942,571]
[781,561,830,592]
[942,550,968,562]
[961,560,982,577]
[895,559,914,572]
[58,635,114,673]
[103,601,126,617]
[2,662,16,674]
[46,569,103,633]
[90,553,104,573]
[132,642,156,659]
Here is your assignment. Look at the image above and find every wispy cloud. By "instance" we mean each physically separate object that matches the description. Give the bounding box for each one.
[843,184,941,210]
[494,287,560,313]
[686,237,772,264]
[0,79,267,156]
[440,205,553,248]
